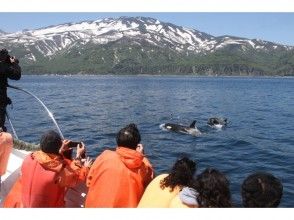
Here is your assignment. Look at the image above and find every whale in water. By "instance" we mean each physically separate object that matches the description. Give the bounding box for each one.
[207,117,228,129]
[160,120,201,136]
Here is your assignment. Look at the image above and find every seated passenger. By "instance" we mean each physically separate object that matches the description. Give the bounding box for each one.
[171,185,199,208]
[241,172,283,207]
[190,168,232,207]
[3,130,92,208]
[0,129,13,181]
[85,123,154,208]
[138,157,196,208]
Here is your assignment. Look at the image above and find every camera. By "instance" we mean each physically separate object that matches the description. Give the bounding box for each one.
[68,141,82,148]
[63,141,86,160]
[0,48,19,64]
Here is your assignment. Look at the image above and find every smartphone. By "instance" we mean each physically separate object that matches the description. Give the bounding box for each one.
[67,141,86,159]
[68,141,82,148]
[80,151,86,159]
[63,149,73,160]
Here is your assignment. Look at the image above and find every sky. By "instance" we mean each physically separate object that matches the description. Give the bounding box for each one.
[0,12,294,46]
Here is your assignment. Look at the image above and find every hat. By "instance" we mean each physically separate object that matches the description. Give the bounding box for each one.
[40,130,62,154]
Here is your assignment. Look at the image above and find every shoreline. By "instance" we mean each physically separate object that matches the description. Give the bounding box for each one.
[20,74,294,78]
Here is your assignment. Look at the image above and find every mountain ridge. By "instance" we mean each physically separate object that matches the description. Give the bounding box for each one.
[0,16,293,76]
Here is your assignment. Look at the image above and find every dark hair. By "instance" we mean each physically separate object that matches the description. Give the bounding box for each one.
[0,48,10,63]
[116,123,141,150]
[194,168,232,207]
[242,172,283,207]
[160,157,197,191]
[0,48,8,60]
[40,130,62,155]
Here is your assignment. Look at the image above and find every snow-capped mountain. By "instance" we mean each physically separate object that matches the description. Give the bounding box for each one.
[0,16,292,59]
[0,16,293,75]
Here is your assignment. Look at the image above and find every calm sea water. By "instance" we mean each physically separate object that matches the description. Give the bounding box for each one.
[7,75,294,207]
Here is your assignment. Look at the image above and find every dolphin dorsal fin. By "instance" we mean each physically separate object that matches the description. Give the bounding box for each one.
[189,120,196,128]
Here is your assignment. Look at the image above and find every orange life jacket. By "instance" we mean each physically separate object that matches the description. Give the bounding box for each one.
[0,132,13,176]
[21,153,66,207]
[85,147,154,208]
[3,177,23,208]
[3,151,88,208]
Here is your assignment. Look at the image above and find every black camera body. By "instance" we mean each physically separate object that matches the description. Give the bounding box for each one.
[5,54,11,64]
[63,141,86,160]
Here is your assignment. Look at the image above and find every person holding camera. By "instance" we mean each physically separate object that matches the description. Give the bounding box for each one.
[3,130,93,207]
[85,123,154,208]
[0,48,21,132]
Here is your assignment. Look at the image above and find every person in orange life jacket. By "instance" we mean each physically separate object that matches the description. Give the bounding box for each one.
[0,128,13,190]
[137,157,196,208]
[0,48,21,132]
[5,130,92,208]
[85,123,154,208]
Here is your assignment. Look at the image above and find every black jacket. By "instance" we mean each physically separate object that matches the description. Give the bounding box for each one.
[0,61,21,106]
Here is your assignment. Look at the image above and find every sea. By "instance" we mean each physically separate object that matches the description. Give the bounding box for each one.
[7,75,294,207]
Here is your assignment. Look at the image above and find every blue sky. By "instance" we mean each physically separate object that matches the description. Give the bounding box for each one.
[0,12,294,46]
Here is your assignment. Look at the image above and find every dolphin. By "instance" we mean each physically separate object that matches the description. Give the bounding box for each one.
[207,117,228,129]
[160,120,201,136]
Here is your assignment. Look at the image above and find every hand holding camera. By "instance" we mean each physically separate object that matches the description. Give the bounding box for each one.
[10,56,19,64]
[72,142,92,167]
[0,48,19,64]
[59,139,71,155]
[59,140,85,160]
[60,140,92,168]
